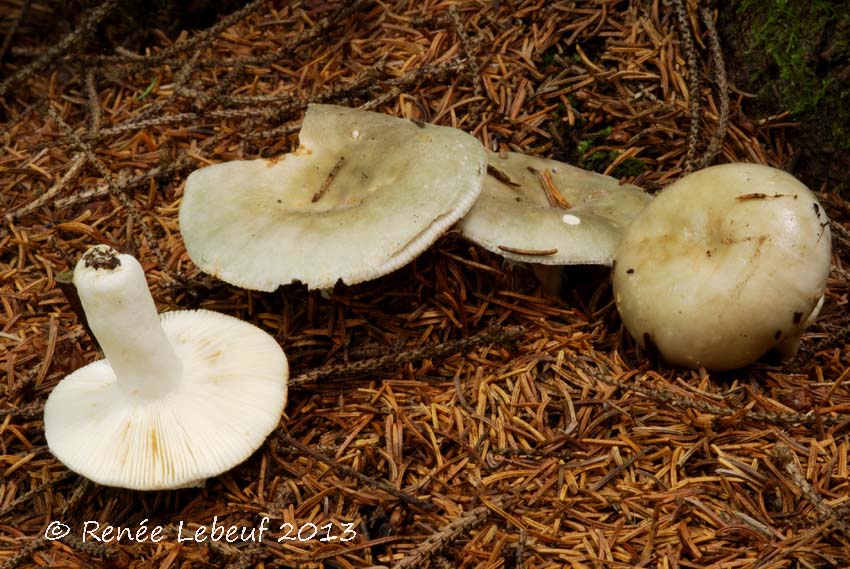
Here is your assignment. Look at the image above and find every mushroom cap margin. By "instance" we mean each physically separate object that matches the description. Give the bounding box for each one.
[180,104,487,291]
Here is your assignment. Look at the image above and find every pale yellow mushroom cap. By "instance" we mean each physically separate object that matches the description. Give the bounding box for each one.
[613,163,832,371]
[180,104,487,291]
[460,151,651,265]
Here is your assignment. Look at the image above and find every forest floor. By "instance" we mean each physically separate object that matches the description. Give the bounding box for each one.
[1,1,849,567]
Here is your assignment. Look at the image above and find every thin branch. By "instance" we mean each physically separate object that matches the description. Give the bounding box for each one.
[276,432,436,513]
[0,400,46,421]
[449,6,483,127]
[47,107,172,278]
[696,6,729,169]
[0,0,119,98]
[4,153,86,222]
[194,0,372,110]
[290,325,523,387]
[0,0,32,62]
[0,471,73,520]
[771,443,850,540]
[671,0,700,174]
[85,68,102,135]
[392,496,513,568]
[0,479,90,569]
[562,354,850,428]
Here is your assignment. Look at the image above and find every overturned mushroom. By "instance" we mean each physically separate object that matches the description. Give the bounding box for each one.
[180,104,487,291]
[613,163,832,371]
[44,245,288,490]
[460,150,651,294]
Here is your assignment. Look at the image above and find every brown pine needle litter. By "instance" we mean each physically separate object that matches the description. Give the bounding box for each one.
[1,1,849,567]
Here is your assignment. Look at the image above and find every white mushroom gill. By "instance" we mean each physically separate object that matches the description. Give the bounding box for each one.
[44,245,288,490]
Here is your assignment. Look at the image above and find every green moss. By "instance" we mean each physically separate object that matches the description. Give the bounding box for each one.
[579,151,646,178]
[612,157,647,178]
[541,47,559,66]
[575,126,647,176]
[738,0,850,149]
[551,102,567,119]
[576,126,612,156]
[580,150,615,172]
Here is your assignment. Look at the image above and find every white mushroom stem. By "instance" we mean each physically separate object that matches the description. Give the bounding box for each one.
[530,264,563,297]
[74,245,181,400]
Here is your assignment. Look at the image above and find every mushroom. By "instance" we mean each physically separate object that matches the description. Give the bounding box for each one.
[44,245,288,490]
[459,150,651,294]
[179,104,487,291]
[613,163,832,371]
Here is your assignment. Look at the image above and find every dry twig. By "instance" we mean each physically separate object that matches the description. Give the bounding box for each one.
[697,6,729,169]
[671,0,701,173]
[392,496,515,568]
[0,0,119,98]
[291,325,523,387]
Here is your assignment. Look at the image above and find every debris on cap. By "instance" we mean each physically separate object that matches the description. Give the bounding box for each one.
[460,150,651,266]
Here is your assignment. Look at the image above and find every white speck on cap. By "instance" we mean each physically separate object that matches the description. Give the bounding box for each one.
[460,150,651,266]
